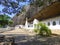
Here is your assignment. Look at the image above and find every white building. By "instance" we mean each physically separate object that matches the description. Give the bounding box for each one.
[24,16,60,30]
[41,16,60,29]
[24,1,60,30]
[14,1,60,32]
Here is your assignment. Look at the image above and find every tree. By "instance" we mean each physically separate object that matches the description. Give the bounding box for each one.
[34,23,52,36]
[0,0,29,15]
[0,14,13,27]
[30,0,44,7]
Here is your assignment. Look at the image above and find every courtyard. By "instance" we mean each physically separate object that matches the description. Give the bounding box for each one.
[0,28,60,45]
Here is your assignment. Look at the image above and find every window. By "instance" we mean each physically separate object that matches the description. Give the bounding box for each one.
[53,21,56,26]
[59,21,60,25]
[48,22,50,26]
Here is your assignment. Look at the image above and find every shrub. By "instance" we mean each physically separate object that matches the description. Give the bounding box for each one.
[34,22,52,36]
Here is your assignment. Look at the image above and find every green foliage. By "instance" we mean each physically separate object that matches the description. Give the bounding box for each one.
[0,25,2,28]
[48,0,52,3]
[34,23,52,36]
[0,14,13,27]
[9,20,13,25]
[36,0,44,7]
[30,0,44,7]
[0,0,28,15]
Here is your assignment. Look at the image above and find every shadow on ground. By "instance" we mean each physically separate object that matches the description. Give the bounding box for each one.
[5,34,60,45]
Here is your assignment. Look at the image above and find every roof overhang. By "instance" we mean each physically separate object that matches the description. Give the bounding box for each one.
[28,2,60,22]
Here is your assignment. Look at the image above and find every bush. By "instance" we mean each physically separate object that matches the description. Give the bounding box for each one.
[34,23,52,36]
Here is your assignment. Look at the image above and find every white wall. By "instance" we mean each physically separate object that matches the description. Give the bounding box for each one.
[40,16,60,29]
[33,19,39,29]
[24,16,60,30]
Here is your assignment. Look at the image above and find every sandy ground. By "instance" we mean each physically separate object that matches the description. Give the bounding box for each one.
[0,29,60,45]
[1,28,60,35]
[0,28,36,36]
[51,29,60,35]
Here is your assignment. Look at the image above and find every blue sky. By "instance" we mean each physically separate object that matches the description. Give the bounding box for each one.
[0,0,29,18]
[9,2,29,18]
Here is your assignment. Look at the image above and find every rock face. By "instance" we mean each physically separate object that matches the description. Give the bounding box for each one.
[12,4,41,26]
[12,13,26,26]
[12,0,59,26]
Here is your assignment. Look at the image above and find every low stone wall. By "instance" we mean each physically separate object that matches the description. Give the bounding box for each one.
[51,29,60,35]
